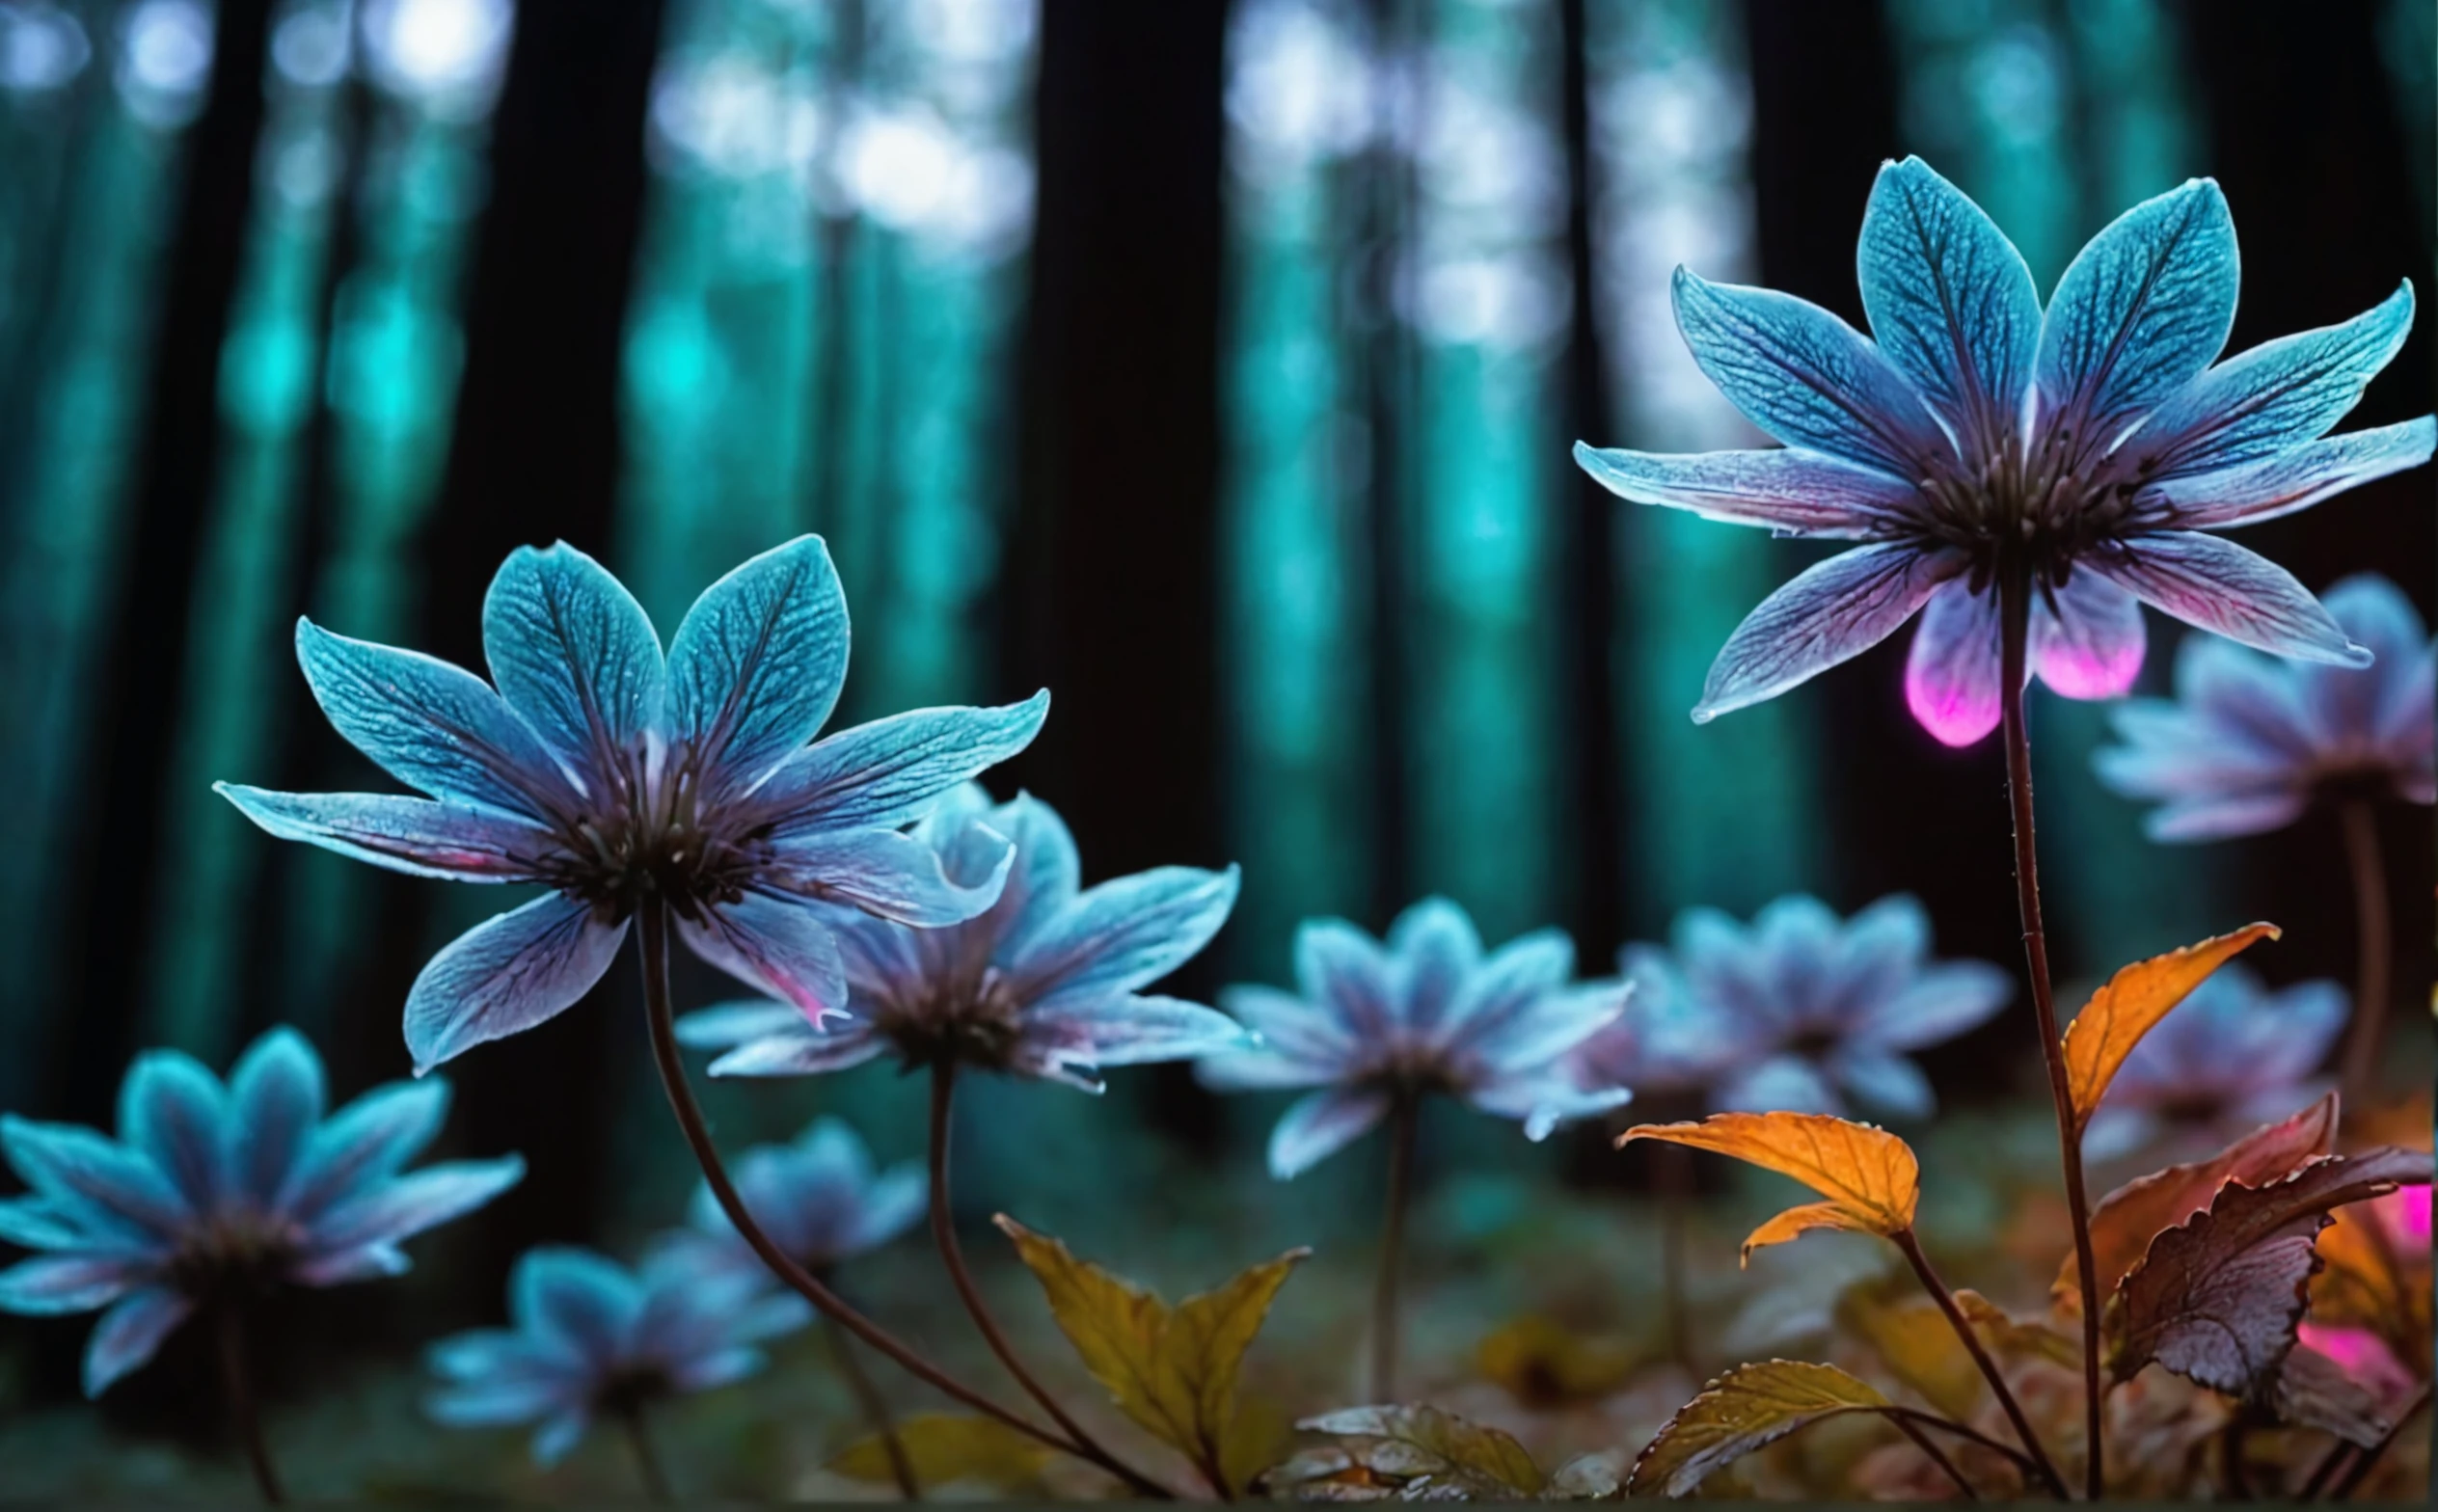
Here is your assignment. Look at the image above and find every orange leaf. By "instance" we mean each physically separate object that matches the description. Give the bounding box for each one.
[2060,923,2280,1131]
[1621,1112,1917,1265]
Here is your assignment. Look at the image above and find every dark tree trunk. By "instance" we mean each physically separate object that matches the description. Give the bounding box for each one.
[50,0,280,1118]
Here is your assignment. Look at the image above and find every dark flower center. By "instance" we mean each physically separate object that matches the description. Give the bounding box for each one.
[170,1213,304,1298]
[878,969,1029,1071]
[593,1364,674,1417]
[530,742,774,923]
[2154,1090,2231,1126]
[1911,419,2165,588]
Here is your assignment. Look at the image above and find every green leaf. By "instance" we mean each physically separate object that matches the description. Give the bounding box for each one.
[827,1413,1052,1492]
[995,1214,1308,1492]
[1629,1360,1890,1498]
[1298,1404,1548,1498]
[1834,1276,1982,1420]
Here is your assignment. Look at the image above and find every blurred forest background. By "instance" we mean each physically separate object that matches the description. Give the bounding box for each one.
[0,0,2429,1470]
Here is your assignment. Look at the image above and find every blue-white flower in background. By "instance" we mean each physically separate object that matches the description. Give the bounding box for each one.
[0,1028,523,1397]
[1197,898,1633,1178]
[2095,574,2435,840]
[1575,156,2433,745]
[215,537,1046,1073]
[2078,962,2345,1161]
[1561,943,1754,1105]
[1605,895,2011,1120]
[655,1118,924,1288]
[675,785,1246,1092]
[425,1244,811,1466]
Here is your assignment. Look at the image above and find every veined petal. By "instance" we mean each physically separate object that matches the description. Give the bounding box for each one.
[2093,533,2370,666]
[1437,929,1572,1043]
[82,1286,192,1397]
[226,1028,325,1208]
[1857,961,2012,1050]
[1671,268,1949,473]
[282,1081,450,1220]
[293,620,572,819]
[2136,282,2417,474]
[304,1155,525,1256]
[2140,418,2437,530]
[1292,920,1398,1035]
[666,536,850,795]
[480,543,665,794]
[705,1022,887,1079]
[215,786,550,883]
[1016,995,1254,1087]
[1268,1086,1393,1180]
[118,1049,228,1213]
[1856,155,2043,451]
[757,694,1050,836]
[1387,898,1485,1032]
[1220,985,1355,1063]
[1195,1047,1342,1092]
[1016,865,1241,1011]
[2145,792,2310,843]
[0,1118,188,1237]
[1471,1076,1633,1141]
[679,892,851,1026]
[978,793,1084,950]
[1474,983,1629,1074]
[2032,569,2147,699]
[770,824,1012,927]
[2037,178,2237,446]
[1570,444,1915,539]
[672,1001,806,1052]
[0,1255,147,1315]
[404,895,628,1075]
[1905,580,2004,746]
[1696,544,1962,723]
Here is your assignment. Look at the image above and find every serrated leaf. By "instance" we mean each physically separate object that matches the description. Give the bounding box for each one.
[1621,1113,1917,1264]
[1299,1404,1546,1498]
[2059,924,2279,1130]
[1834,1278,1981,1420]
[2106,1147,2433,1396]
[2063,1094,2338,1305]
[1628,1360,1891,1498]
[828,1413,1052,1491]
[1476,1314,1639,1407]
[994,1215,1306,1491]
[2270,1343,2393,1446]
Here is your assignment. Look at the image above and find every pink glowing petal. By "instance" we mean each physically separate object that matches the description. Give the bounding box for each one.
[1904,581,2004,746]
[2374,1184,2432,1252]
[2034,571,2148,698]
[2296,1323,2414,1401]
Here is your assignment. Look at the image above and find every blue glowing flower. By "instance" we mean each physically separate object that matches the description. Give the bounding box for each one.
[1575,156,2433,745]
[0,1028,524,1397]
[1196,898,1632,1178]
[674,785,1246,1091]
[215,537,1046,1073]
[655,1118,925,1287]
[2079,963,2344,1161]
[2094,574,2435,840]
[425,1244,811,1466]
[1595,895,2011,1120]
[1559,943,1754,1103]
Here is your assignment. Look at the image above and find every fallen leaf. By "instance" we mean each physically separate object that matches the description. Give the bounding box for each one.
[2059,924,2279,1131]
[1834,1278,1982,1420]
[1544,1452,1624,1500]
[1476,1314,1639,1408]
[2106,1147,2434,1396]
[2270,1343,2392,1446]
[2064,1094,2339,1305]
[1296,1405,1546,1498]
[996,1215,1308,1491]
[828,1413,1052,1492]
[1620,1112,1918,1264]
[1628,1359,1891,1498]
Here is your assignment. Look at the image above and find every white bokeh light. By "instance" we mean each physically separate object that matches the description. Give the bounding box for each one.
[1227,0,1373,175]
[116,0,212,128]
[271,1,353,89]
[0,2,91,93]
[361,0,512,118]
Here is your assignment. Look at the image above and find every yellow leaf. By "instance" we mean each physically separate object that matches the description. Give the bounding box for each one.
[1835,1277,1982,1420]
[2059,924,2279,1130]
[1628,1360,1891,1498]
[828,1413,1051,1492]
[1476,1314,1639,1407]
[1954,1288,2078,1371]
[995,1214,1306,1491]
[1621,1112,1919,1264]
[1298,1404,1545,1497]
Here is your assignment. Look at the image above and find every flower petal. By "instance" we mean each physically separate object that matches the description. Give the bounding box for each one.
[846,1165,929,1255]
[1829,1047,1937,1119]
[304,1155,525,1257]
[1014,865,1241,1012]
[673,1001,807,1052]
[1696,544,1962,723]
[1471,1076,1633,1141]
[1857,961,2013,1050]
[678,893,850,1026]
[756,693,1050,835]
[1387,898,1486,1032]
[282,1080,451,1220]
[0,1118,188,1237]
[1015,994,1254,1088]
[292,619,572,819]
[771,824,1013,927]
[1438,929,1573,1043]
[2140,417,2437,530]
[1570,443,1915,538]
[1856,155,2043,452]
[0,1198,83,1251]
[979,792,1084,950]
[82,1286,193,1397]
[1220,985,1355,1064]
[1474,984,1630,1074]
[1671,268,1948,473]
[666,536,851,795]
[513,1247,644,1368]
[118,1049,229,1213]
[2135,282,2417,474]
[2145,792,2311,843]
[2033,569,2147,699]
[480,543,665,794]
[214,786,551,883]
[670,1344,773,1392]
[1267,1086,1393,1180]
[226,1028,326,1208]
[1905,580,2004,746]
[404,895,629,1075]
[291,1242,413,1285]
[2093,533,2370,666]
[1715,1054,1843,1116]
[0,1255,147,1315]
[705,1021,887,1079]
[2036,178,2237,446]
[1293,920,1398,1036]
[1195,1047,1345,1093]
[424,1376,568,1428]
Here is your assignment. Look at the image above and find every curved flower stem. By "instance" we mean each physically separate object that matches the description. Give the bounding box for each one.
[1997,567,2103,1501]
[215,1300,284,1504]
[925,1064,1172,1498]
[1888,1414,1980,1500]
[635,900,1085,1462]
[1892,1228,2068,1499]
[1370,1090,1420,1403]
[2329,1379,2430,1501]
[818,1299,921,1500]
[2335,799,2391,1098]
[617,1400,674,1503]
[1883,1406,2051,1486]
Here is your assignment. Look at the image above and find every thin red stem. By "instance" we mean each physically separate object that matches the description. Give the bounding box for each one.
[819,1303,920,1500]
[1890,1413,1982,1501]
[1894,1228,2068,1499]
[216,1300,284,1504]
